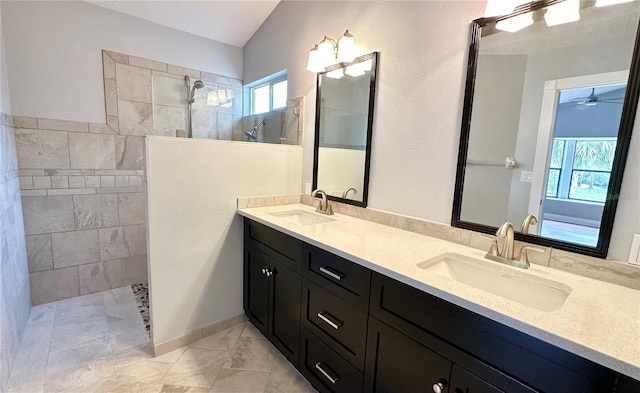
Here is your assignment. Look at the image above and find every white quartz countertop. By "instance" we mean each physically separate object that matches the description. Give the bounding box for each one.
[237,204,640,380]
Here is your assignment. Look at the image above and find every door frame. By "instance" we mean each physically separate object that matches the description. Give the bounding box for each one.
[527,70,629,235]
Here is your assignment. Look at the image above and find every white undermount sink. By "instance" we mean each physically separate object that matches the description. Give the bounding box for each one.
[418,253,571,312]
[270,210,336,226]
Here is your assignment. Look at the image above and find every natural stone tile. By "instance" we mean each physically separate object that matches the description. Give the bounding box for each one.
[209,369,270,393]
[101,176,116,188]
[8,376,45,393]
[19,169,45,176]
[90,123,117,134]
[79,262,114,295]
[30,267,79,305]
[149,347,187,364]
[240,323,264,339]
[264,355,315,393]
[98,187,143,194]
[105,51,129,65]
[161,348,227,388]
[116,63,152,103]
[105,79,118,117]
[103,51,117,79]
[107,115,119,133]
[50,315,109,352]
[160,385,209,393]
[189,323,243,351]
[118,100,153,136]
[21,190,47,197]
[115,135,144,170]
[43,357,113,393]
[47,188,96,196]
[103,259,123,289]
[47,336,111,376]
[69,133,116,170]
[166,64,200,79]
[51,176,68,189]
[26,234,53,273]
[123,224,146,256]
[85,175,101,188]
[68,175,85,188]
[46,169,95,176]
[19,176,33,190]
[153,105,186,137]
[200,73,242,89]
[32,176,51,190]
[13,116,38,129]
[121,255,148,285]
[37,118,88,133]
[16,129,70,169]
[73,194,119,230]
[99,227,130,260]
[224,337,277,372]
[97,360,169,393]
[22,196,75,235]
[129,176,143,187]
[550,249,640,290]
[52,229,100,268]
[116,176,130,187]
[28,303,56,324]
[7,342,48,389]
[118,192,146,225]
[129,56,167,72]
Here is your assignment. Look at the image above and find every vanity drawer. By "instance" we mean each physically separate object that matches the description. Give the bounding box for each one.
[245,219,302,266]
[302,278,368,371]
[300,327,363,393]
[303,244,371,310]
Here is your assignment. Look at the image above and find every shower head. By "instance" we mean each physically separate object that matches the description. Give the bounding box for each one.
[189,80,205,101]
[244,121,265,141]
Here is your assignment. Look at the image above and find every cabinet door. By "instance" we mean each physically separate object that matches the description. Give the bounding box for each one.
[270,255,302,367]
[364,317,451,393]
[244,245,270,335]
[451,365,504,393]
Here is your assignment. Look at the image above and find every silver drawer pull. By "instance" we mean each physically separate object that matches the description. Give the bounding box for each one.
[315,362,340,384]
[317,311,342,330]
[319,266,344,281]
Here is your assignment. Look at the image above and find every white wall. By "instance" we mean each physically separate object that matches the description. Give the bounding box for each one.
[243,1,485,224]
[146,137,302,344]
[1,1,242,123]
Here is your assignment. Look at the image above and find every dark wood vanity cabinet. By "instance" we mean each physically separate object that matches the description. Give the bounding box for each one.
[242,218,637,393]
[243,220,303,367]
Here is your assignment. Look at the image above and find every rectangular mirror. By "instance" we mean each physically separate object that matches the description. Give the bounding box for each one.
[453,1,640,258]
[313,52,378,207]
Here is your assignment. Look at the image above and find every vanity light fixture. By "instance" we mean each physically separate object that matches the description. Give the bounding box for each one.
[545,0,580,26]
[206,90,228,106]
[496,12,533,32]
[484,0,520,17]
[345,59,372,77]
[306,30,356,73]
[596,0,634,6]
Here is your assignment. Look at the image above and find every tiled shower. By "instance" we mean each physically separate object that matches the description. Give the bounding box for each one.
[14,50,301,305]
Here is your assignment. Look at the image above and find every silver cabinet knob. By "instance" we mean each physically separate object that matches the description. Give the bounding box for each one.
[432,382,445,393]
[261,268,267,275]
[265,270,273,277]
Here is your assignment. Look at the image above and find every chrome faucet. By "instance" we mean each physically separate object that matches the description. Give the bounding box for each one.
[311,189,334,215]
[520,214,538,234]
[342,187,358,199]
[496,222,515,260]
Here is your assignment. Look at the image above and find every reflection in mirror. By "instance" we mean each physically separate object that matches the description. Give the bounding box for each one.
[313,52,378,206]
[454,1,640,257]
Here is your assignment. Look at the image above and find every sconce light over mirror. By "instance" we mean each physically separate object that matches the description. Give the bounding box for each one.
[453,0,640,259]
[307,30,356,73]
[313,52,378,207]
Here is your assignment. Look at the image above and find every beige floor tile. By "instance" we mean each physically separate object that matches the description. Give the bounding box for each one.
[97,360,171,393]
[224,337,277,373]
[150,347,187,364]
[240,323,264,338]
[162,348,228,388]
[264,356,316,393]
[108,344,154,370]
[7,376,45,393]
[44,357,113,393]
[47,336,112,376]
[160,385,210,393]
[190,324,244,351]
[209,368,270,393]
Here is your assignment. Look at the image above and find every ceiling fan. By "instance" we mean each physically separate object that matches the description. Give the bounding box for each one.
[568,87,625,110]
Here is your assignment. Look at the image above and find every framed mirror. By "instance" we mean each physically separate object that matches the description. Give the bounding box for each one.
[313,52,378,207]
[453,1,640,258]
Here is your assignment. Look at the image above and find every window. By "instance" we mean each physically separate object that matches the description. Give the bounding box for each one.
[545,138,616,203]
[247,73,287,115]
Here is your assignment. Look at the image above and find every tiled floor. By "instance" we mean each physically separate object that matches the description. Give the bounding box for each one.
[7,287,317,393]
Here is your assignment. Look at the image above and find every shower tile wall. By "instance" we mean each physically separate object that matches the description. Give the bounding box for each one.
[240,97,303,144]
[0,113,31,390]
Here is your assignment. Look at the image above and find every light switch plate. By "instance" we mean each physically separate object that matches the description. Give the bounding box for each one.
[628,234,640,264]
[520,171,534,183]
[304,182,312,194]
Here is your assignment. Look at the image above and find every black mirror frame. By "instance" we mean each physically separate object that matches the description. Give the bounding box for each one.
[452,1,640,258]
[312,51,379,208]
